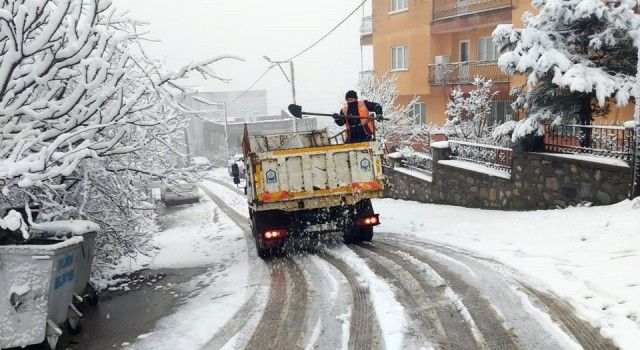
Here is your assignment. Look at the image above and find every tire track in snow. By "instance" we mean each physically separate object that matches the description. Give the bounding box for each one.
[355,243,486,350]
[376,238,521,350]
[245,259,309,350]
[202,181,313,350]
[518,286,617,350]
[318,252,382,350]
[382,235,618,350]
[297,255,351,350]
[199,184,269,349]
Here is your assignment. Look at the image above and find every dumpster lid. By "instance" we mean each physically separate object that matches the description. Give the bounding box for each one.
[0,236,84,255]
[30,220,99,237]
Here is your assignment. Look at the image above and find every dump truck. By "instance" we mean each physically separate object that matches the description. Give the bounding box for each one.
[232,125,385,258]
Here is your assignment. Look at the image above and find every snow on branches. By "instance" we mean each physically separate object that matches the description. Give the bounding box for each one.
[445,77,499,142]
[493,0,640,141]
[0,0,239,268]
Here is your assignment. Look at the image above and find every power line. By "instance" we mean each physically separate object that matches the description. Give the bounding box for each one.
[286,0,368,61]
[231,0,368,105]
[228,65,273,104]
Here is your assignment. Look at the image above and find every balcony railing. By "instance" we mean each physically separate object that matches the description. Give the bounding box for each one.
[360,16,373,36]
[433,0,512,21]
[428,60,509,85]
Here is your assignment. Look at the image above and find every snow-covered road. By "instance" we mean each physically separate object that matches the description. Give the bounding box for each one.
[63,170,633,350]
[189,176,621,350]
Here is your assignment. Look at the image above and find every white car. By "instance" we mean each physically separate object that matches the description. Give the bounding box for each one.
[161,183,200,206]
[191,156,212,170]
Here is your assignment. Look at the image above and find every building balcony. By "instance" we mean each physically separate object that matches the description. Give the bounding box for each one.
[360,16,373,46]
[428,60,509,86]
[433,0,512,21]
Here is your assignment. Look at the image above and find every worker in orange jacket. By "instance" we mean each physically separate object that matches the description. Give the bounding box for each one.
[333,90,383,143]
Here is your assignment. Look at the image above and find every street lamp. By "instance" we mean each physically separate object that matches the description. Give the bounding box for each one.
[264,55,298,132]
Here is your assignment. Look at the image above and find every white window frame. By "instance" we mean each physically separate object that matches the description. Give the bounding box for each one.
[391,45,408,71]
[390,0,408,14]
[412,102,427,124]
[478,37,499,61]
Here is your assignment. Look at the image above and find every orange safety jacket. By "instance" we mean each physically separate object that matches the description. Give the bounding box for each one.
[341,100,376,141]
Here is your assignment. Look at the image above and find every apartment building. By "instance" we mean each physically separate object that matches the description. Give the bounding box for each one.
[360,0,634,126]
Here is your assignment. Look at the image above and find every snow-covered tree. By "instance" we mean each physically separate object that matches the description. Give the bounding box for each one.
[493,0,640,141]
[0,0,238,268]
[445,77,498,141]
[357,72,432,149]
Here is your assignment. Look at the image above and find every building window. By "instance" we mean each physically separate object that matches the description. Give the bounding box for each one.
[490,101,514,125]
[478,37,499,61]
[390,0,408,12]
[391,46,408,70]
[412,102,427,124]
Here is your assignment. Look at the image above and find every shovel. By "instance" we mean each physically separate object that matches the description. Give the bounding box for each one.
[288,104,389,122]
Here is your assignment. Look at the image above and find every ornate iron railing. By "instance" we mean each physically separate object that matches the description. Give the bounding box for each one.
[449,140,513,173]
[360,16,373,36]
[543,124,635,162]
[433,0,512,21]
[428,60,509,85]
[400,152,433,177]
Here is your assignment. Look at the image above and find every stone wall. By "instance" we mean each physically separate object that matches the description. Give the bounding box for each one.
[384,146,633,210]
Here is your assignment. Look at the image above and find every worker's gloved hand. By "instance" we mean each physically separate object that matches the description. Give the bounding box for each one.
[332,113,341,120]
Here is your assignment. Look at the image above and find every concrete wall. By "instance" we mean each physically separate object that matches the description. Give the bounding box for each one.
[385,146,633,210]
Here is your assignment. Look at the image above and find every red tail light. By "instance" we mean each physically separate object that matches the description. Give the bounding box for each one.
[262,229,287,240]
[356,214,380,227]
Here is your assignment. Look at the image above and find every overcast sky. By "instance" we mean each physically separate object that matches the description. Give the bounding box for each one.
[112,0,373,116]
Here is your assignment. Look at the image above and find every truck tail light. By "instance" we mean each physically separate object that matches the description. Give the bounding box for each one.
[263,229,287,240]
[356,214,380,227]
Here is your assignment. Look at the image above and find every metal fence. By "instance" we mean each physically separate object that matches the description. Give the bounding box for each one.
[399,152,434,177]
[433,0,512,20]
[449,140,513,173]
[543,124,635,162]
[428,60,510,86]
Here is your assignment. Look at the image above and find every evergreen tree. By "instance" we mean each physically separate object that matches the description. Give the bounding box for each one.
[493,0,640,141]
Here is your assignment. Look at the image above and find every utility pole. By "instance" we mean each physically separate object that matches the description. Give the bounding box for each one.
[223,100,230,158]
[264,56,298,132]
[633,44,640,198]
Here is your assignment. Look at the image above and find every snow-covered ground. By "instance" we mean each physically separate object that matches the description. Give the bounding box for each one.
[98,168,640,349]
[374,197,640,349]
[103,194,256,349]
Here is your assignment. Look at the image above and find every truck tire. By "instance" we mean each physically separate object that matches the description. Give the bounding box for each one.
[342,200,375,244]
[256,244,274,259]
[356,199,374,242]
[251,209,288,259]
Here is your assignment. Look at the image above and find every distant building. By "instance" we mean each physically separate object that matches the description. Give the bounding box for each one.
[183,90,268,122]
[206,111,318,160]
[182,91,317,164]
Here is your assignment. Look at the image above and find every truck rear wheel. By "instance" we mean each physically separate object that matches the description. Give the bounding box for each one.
[251,209,288,259]
[342,199,375,244]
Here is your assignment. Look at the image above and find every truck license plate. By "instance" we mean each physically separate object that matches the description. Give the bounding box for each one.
[307,222,339,232]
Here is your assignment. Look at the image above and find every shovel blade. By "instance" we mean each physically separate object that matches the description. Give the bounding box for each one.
[288,104,303,119]
[289,104,302,118]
